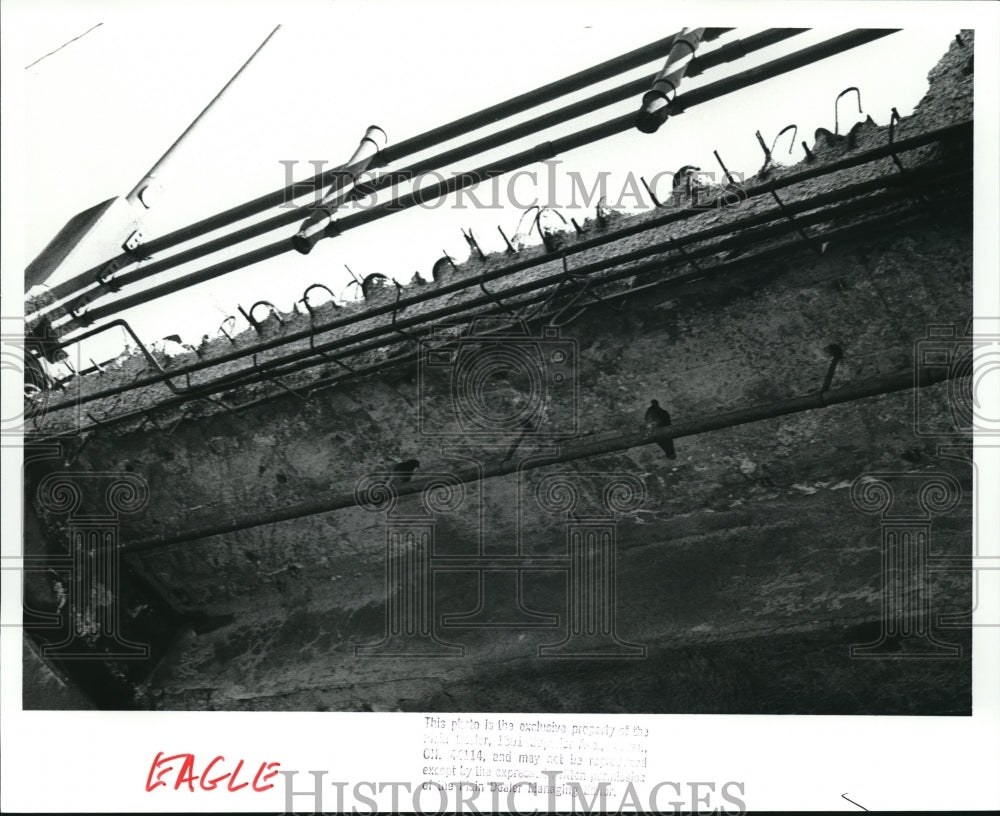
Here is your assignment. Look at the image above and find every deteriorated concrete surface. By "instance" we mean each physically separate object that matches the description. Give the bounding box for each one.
[23,32,975,713]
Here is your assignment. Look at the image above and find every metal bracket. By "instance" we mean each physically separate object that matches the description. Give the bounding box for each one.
[390,279,419,340]
[67,305,93,327]
[96,257,127,291]
[640,176,668,209]
[768,185,828,257]
[462,228,486,261]
[497,225,516,253]
[122,228,145,255]
[888,107,906,173]
[670,238,704,277]
[713,149,741,189]
[821,343,844,392]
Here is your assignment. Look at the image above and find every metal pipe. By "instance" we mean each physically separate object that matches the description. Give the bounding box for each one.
[292,125,387,254]
[30,28,704,309]
[33,202,946,439]
[116,362,963,554]
[126,26,281,209]
[636,27,706,133]
[57,29,899,326]
[137,165,968,392]
[40,165,968,425]
[37,204,937,440]
[45,130,970,410]
[34,29,798,320]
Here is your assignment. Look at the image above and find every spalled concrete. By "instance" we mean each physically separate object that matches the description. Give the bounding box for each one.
[23,32,975,713]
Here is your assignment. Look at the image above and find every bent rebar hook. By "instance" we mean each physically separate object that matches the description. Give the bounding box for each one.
[535,207,570,251]
[300,283,339,315]
[757,125,798,176]
[835,87,862,135]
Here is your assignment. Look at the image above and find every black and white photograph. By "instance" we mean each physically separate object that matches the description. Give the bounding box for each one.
[2,0,998,812]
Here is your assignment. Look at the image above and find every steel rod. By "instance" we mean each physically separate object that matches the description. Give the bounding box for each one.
[133,165,968,394]
[35,187,964,438]
[39,29,799,322]
[44,146,969,411]
[46,29,893,326]
[31,27,707,308]
[117,362,962,553]
[126,26,282,207]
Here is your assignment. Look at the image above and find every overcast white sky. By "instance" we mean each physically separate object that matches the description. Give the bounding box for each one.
[0,1,967,360]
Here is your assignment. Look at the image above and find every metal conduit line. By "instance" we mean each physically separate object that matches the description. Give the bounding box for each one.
[52,206,938,442]
[47,28,801,314]
[29,152,373,319]
[42,29,802,327]
[43,153,969,414]
[117,363,963,554]
[42,155,969,418]
[125,165,969,395]
[176,208,938,411]
[36,175,966,437]
[379,27,730,162]
[33,202,947,442]
[47,113,970,408]
[128,163,967,395]
[30,27,714,314]
[56,29,898,328]
[317,30,898,233]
